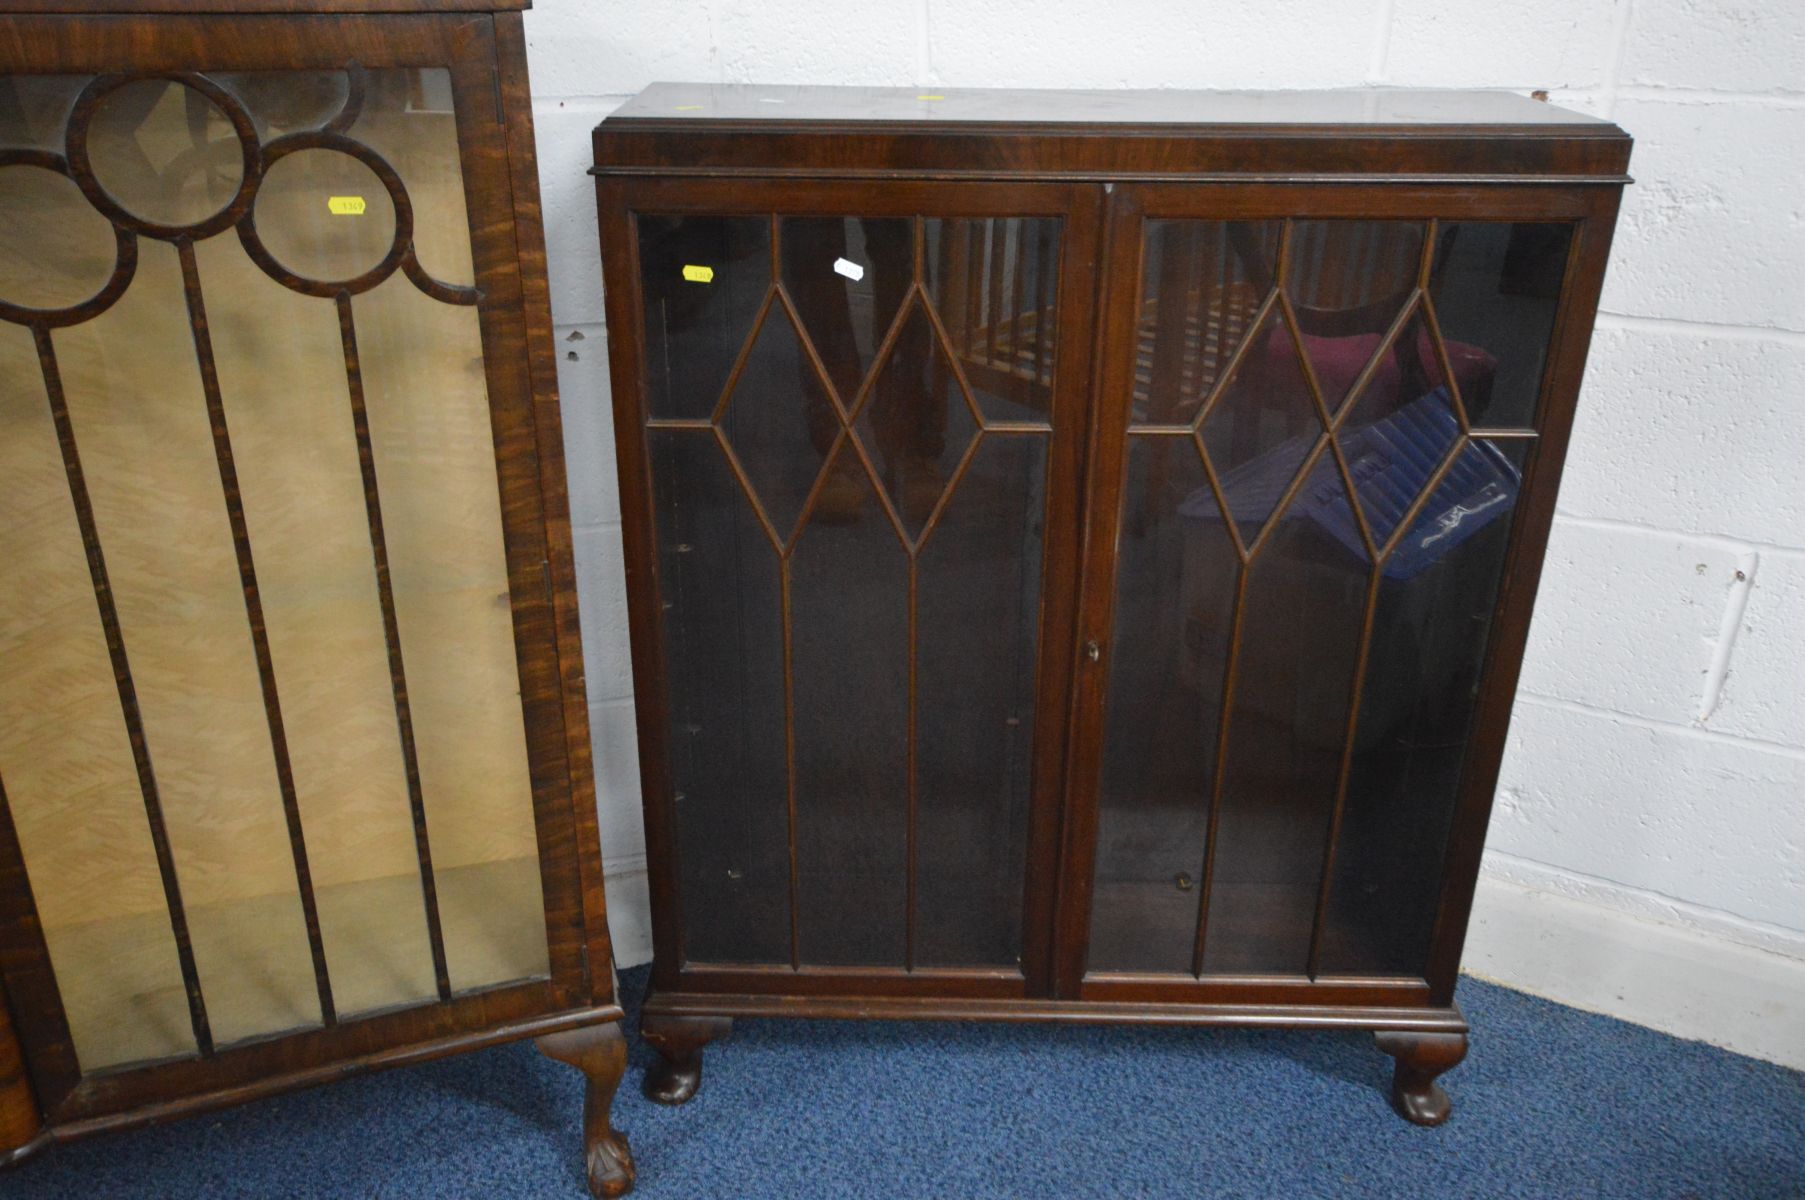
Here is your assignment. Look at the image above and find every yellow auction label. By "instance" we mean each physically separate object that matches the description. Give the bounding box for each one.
[327,196,367,215]
[681,264,715,283]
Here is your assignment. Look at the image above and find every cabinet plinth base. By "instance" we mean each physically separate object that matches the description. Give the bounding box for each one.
[639,1013,733,1106]
[1373,1029,1469,1126]
[537,1020,636,1197]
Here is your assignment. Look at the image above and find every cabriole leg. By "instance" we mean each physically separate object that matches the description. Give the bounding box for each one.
[537,1020,635,1197]
[639,1013,731,1106]
[1373,1029,1468,1126]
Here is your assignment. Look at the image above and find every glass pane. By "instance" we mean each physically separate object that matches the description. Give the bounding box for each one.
[780,215,911,403]
[1200,306,1320,542]
[1202,454,1368,976]
[346,68,472,285]
[0,322,196,1071]
[649,428,792,965]
[1430,222,1573,428]
[790,443,910,966]
[252,147,400,282]
[637,214,770,420]
[0,160,116,311]
[356,272,547,993]
[1094,216,1537,983]
[54,239,324,1048]
[717,306,839,542]
[853,305,978,540]
[925,217,1061,425]
[1318,437,1527,975]
[0,75,86,151]
[1090,438,1233,974]
[915,434,1047,967]
[84,77,245,229]
[0,67,549,1065]
[1132,220,1277,427]
[644,212,1057,972]
[196,235,437,1017]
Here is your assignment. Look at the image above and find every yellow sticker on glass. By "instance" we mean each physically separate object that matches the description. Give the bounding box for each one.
[327,196,367,215]
[682,264,715,283]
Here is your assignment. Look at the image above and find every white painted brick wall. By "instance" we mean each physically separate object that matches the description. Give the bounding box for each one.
[520,0,1805,967]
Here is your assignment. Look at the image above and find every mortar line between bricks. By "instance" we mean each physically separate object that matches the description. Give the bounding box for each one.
[1514,693,1805,763]
[1595,312,1805,346]
[1550,513,1805,558]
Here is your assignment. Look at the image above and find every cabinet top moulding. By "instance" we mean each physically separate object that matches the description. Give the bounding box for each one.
[0,0,527,13]
[594,83,1630,184]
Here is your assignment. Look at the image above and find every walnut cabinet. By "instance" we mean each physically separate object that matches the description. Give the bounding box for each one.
[593,84,1630,1123]
[0,3,633,1195]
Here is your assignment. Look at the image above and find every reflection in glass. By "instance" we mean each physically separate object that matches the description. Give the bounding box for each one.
[0,323,198,1070]
[638,214,770,420]
[1317,437,1526,976]
[1201,458,1367,976]
[0,164,118,311]
[855,305,978,539]
[1431,223,1573,428]
[781,215,911,402]
[1092,216,1538,981]
[650,430,792,965]
[916,434,1046,967]
[253,148,398,282]
[791,444,911,966]
[1132,220,1277,428]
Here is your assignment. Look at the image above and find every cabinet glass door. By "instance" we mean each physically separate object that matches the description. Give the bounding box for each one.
[0,66,548,1075]
[631,198,1080,978]
[1085,212,1572,981]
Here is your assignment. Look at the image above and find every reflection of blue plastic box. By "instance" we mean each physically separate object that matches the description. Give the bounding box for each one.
[1175,389,1521,695]
[1184,388,1521,580]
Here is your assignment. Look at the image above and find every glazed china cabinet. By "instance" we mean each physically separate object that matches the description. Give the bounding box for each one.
[595,84,1630,1123]
[0,3,632,1195]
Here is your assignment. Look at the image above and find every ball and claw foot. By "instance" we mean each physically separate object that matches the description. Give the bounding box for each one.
[537,1021,636,1198]
[640,1014,732,1106]
[1373,1030,1468,1127]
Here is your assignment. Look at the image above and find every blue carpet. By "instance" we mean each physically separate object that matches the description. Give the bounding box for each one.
[6,967,1801,1198]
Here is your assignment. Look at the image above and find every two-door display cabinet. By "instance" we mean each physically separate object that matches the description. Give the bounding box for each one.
[0,3,633,1195]
[594,84,1629,1124]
